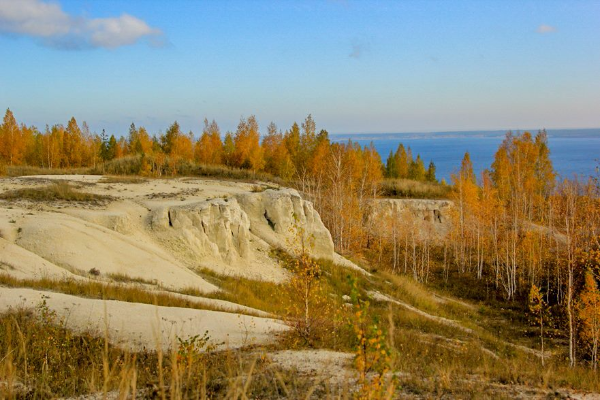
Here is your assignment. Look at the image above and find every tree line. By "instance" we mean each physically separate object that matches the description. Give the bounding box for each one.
[0,108,388,255]
[384,143,437,182]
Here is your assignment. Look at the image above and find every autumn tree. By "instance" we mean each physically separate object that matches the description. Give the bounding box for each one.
[194,118,223,165]
[0,108,24,166]
[232,116,264,171]
[301,129,331,208]
[161,121,182,155]
[299,114,317,168]
[450,152,480,275]
[395,144,409,179]
[385,143,410,179]
[529,284,548,366]
[284,216,332,346]
[426,161,436,182]
[127,123,142,154]
[385,151,397,178]
[262,122,294,179]
[106,135,117,161]
[284,122,301,170]
[222,132,235,167]
[578,270,600,370]
[63,117,83,167]
[409,154,426,181]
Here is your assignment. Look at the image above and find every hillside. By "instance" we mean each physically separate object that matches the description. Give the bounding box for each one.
[0,175,599,399]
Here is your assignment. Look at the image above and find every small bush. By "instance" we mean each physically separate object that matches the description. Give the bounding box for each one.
[194,163,279,183]
[379,178,451,199]
[92,156,142,175]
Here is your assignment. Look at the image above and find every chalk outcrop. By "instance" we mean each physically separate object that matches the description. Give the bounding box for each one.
[0,175,363,353]
[0,176,362,288]
[236,188,335,259]
[147,188,339,282]
[370,199,453,239]
[15,211,218,293]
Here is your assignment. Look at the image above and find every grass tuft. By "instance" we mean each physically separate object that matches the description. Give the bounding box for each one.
[100,176,147,184]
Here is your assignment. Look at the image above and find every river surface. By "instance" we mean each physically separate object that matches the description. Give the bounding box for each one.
[331,129,600,182]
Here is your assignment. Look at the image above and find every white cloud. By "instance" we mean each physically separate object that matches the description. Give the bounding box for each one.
[0,0,162,50]
[536,24,557,34]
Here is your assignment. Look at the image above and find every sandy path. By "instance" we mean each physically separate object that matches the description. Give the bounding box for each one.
[0,287,287,351]
[368,290,474,334]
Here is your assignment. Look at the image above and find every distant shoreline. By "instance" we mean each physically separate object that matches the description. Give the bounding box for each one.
[331,128,600,141]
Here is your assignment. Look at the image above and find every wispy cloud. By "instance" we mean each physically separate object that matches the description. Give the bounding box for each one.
[536,24,557,34]
[0,0,163,50]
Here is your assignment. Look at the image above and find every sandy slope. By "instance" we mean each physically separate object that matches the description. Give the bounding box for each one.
[0,174,364,350]
[0,287,287,351]
[0,238,83,281]
[15,210,217,293]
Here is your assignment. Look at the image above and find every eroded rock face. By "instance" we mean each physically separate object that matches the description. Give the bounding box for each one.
[1,176,360,287]
[370,199,454,239]
[150,198,252,265]
[147,189,338,281]
[236,188,335,260]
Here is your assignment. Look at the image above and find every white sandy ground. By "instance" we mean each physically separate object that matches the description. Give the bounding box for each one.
[147,288,272,317]
[0,175,365,286]
[0,287,287,351]
[0,238,84,281]
[14,210,218,293]
[0,175,366,358]
[268,350,356,386]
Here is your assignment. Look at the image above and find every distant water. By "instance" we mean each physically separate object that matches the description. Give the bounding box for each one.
[331,129,600,183]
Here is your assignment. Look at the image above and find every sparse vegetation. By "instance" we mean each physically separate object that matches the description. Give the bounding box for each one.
[100,175,147,184]
[0,181,109,202]
[0,306,328,399]
[5,165,91,177]
[379,178,451,199]
[1,111,600,397]
[0,274,260,316]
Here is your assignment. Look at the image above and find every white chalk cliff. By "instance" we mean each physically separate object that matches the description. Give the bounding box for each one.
[0,177,356,289]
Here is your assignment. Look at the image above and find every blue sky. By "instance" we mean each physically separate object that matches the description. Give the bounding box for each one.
[0,0,599,137]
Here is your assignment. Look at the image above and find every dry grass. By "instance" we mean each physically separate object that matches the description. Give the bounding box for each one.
[0,181,110,203]
[379,178,451,199]
[2,260,600,397]
[1,236,599,397]
[100,175,147,184]
[5,165,91,177]
[192,268,289,317]
[0,307,334,399]
[0,274,262,316]
[194,163,281,183]
[90,155,284,184]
